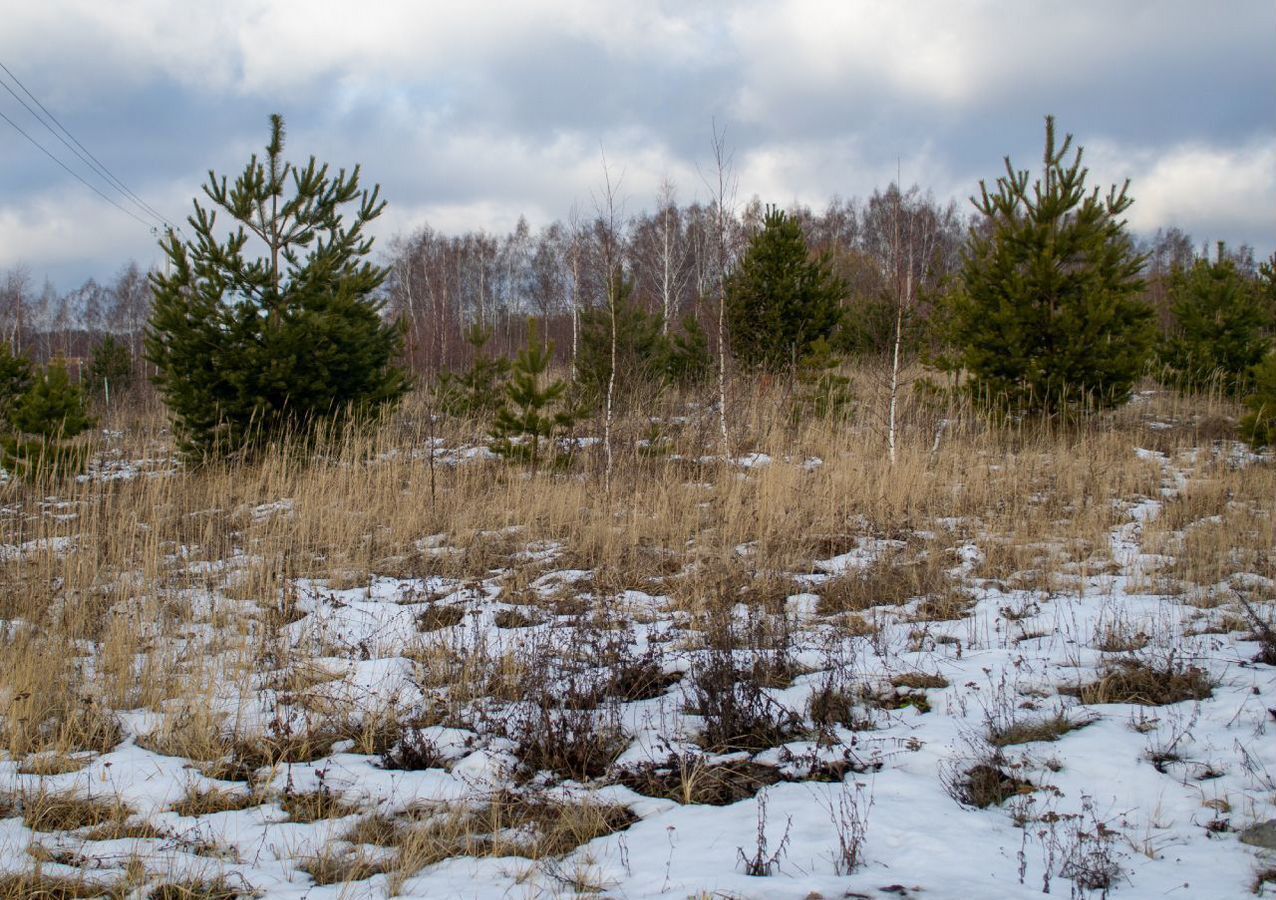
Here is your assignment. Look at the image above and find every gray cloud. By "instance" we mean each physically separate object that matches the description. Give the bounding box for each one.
[1,0,1272,290]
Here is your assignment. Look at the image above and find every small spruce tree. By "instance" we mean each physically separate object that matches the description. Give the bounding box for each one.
[1158,245,1270,396]
[85,334,135,405]
[11,359,94,440]
[666,316,712,387]
[435,324,510,417]
[1259,253,1276,336]
[725,206,845,371]
[3,359,95,477]
[0,341,33,428]
[146,114,408,460]
[942,116,1152,416]
[576,276,669,409]
[576,278,712,409]
[1241,352,1276,450]
[791,337,854,424]
[490,323,576,472]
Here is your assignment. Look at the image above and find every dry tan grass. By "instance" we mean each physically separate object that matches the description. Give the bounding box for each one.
[0,367,1265,882]
[1061,656,1215,707]
[19,788,133,833]
[0,871,125,899]
[171,786,260,818]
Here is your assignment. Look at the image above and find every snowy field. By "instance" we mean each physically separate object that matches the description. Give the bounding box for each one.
[0,413,1273,900]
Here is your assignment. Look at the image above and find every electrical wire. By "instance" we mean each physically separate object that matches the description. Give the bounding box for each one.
[0,59,175,230]
[0,105,159,232]
[0,58,179,234]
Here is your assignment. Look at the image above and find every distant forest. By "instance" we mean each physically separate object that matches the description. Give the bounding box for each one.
[0,185,1262,377]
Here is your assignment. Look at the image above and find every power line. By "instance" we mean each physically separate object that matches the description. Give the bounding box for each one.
[0,105,158,231]
[0,58,178,233]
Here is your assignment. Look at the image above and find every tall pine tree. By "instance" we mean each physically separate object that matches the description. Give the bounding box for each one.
[146,115,408,460]
[942,116,1152,416]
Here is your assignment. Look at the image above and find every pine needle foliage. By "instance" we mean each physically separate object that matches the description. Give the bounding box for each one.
[85,335,134,405]
[145,114,408,461]
[575,275,710,410]
[3,358,95,477]
[791,337,854,424]
[942,116,1153,416]
[725,206,845,372]
[435,325,510,418]
[0,342,33,428]
[1241,351,1276,449]
[11,359,94,441]
[490,322,576,472]
[1159,246,1272,396]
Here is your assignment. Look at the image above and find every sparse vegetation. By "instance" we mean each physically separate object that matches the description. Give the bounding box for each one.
[0,299,1267,897]
[1062,654,1214,707]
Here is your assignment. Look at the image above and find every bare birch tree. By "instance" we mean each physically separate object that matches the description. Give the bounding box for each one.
[593,149,625,492]
[878,180,961,463]
[704,123,738,458]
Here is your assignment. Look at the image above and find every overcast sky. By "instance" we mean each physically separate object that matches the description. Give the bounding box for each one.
[1,0,1272,291]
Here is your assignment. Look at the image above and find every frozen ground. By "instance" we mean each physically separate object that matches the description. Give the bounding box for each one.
[0,440,1273,899]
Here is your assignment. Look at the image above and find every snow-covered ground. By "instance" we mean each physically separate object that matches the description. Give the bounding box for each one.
[0,439,1273,899]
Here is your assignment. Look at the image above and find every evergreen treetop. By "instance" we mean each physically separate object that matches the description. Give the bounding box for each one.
[1159,245,1271,395]
[435,324,511,418]
[489,322,575,472]
[0,342,33,428]
[942,116,1152,415]
[86,334,134,404]
[1241,351,1276,450]
[146,114,408,460]
[725,206,845,371]
[11,359,94,441]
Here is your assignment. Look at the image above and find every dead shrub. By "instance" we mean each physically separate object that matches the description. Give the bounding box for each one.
[416,603,465,631]
[21,790,132,833]
[493,607,541,629]
[503,701,628,781]
[171,786,259,817]
[380,727,453,772]
[808,684,873,732]
[298,847,390,885]
[912,590,976,622]
[685,648,803,753]
[279,784,360,823]
[818,550,953,615]
[941,736,1035,810]
[988,712,1095,748]
[17,754,92,776]
[1062,655,1213,707]
[343,813,405,847]
[147,877,251,900]
[1234,593,1276,666]
[614,756,784,806]
[0,872,123,899]
[0,633,122,758]
[947,761,1035,809]
[891,672,949,690]
[400,791,636,863]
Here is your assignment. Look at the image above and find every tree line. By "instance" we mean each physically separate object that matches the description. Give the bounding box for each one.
[1,114,1274,473]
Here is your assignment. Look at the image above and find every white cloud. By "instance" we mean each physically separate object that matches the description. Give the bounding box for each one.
[1,0,718,100]
[0,1,1272,286]
[0,184,172,276]
[1087,136,1276,249]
